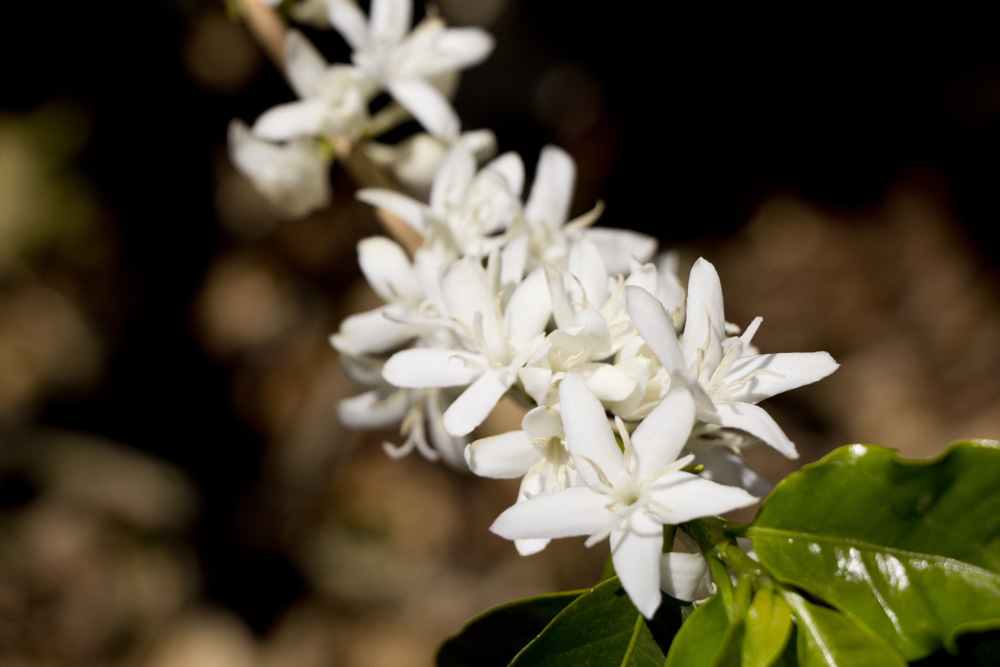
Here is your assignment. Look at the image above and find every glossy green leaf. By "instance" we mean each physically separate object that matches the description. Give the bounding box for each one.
[785,592,906,666]
[509,576,683,666]
[665,594,742,667]
[436,588,585,667]
[749,441,1000,661]
[743,587,793,667]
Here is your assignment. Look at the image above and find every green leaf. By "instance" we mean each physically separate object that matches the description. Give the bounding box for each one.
[743,587,793,667]
[665,594,742,667]
[785,592,906,666]
[509,576,683,666]
[436,589,586,667]
[749,441,1000,661]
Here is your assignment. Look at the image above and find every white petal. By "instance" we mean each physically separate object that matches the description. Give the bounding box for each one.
[382,348,483,388]
[253,100,329,141]
[544,265,576,330]
[504,268,552,350]
[331,307,420,355]
[584,227,658,276]
[443,369,513,436]
[712,401,799,459]
[683,258,726,379]
[490,486,613,540]
[580,363,637,403]
[356,188,429,236]
[284,30,329,99]
[525,145,575,231]
[336,350,385,385]
[626,286,686,372]
[357,236,418,302]
[388,77,460,139]
[726,351,839,404]
[369,0,410,46]
[441,257,493,326]
[515,538,550,556]
[429,144,476,217]
[694,445,773,496]
[659,551,712,602]
[655,259,686,318]
[610,515,664,619]
[465,430,538,478]
[518,365,554,406]
[521,405,563,439]
[326,0,370,52]
[500,232,528,288]
[424,28,495,74]
[568,237,607,308]
[559,372,626,490]
[484,152,526,198]
[459,129,498,161]
[646,472,758,525]
[630,389,696,478]
[338,389,408,428]
[425,390,469,469]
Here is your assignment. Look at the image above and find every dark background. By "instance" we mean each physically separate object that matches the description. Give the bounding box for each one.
[2,3,1000,664]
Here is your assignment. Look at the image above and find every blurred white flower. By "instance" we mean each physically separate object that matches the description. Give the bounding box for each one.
[363,128,496,196]
[253,30,368,146]
[228,119,331,218]
[326,0,494,138]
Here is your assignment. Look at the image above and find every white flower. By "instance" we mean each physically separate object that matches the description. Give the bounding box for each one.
[625,258,839,458]
[490,372,757,618]
[358,144,524,257]
[363,129,496,196]
[326,0,494,138]
[252,30,369,146]
[381,254,551,437]
[659,551,713,602]
[228,119,331,218]
[465,405,577,555]
[330,236,430,356]
[336,353,469,467]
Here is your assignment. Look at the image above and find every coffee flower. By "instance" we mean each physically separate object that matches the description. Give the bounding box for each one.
[252,30,368,146]
[626,258,839,458]
[228,120,331,218]
[326,0,494,138]
[381,254,551,437]
[490,372,757,618]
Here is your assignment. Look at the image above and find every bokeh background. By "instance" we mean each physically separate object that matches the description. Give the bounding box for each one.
[2,3,1000,665]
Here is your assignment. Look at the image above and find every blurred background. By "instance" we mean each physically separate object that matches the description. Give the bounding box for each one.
[2,2,1000,665]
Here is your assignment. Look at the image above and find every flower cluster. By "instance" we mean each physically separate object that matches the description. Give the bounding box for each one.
[231,0,839,620]
[229,0,495,218]
[331,142,838,617]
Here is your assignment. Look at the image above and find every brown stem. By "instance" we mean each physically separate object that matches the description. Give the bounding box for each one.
[229,0,287,68]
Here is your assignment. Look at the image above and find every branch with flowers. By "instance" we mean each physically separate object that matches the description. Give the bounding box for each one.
[226,0,1000,664]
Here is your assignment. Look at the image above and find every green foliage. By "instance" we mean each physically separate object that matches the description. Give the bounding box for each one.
[743,588,793,667]
[749,440,1000,661]
[782,591,905,666]
[663,594,738,666]
[436,589,586,666]
[509,576,684,666]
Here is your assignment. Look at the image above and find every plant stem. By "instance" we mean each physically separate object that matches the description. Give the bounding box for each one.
[683,516,768,587]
